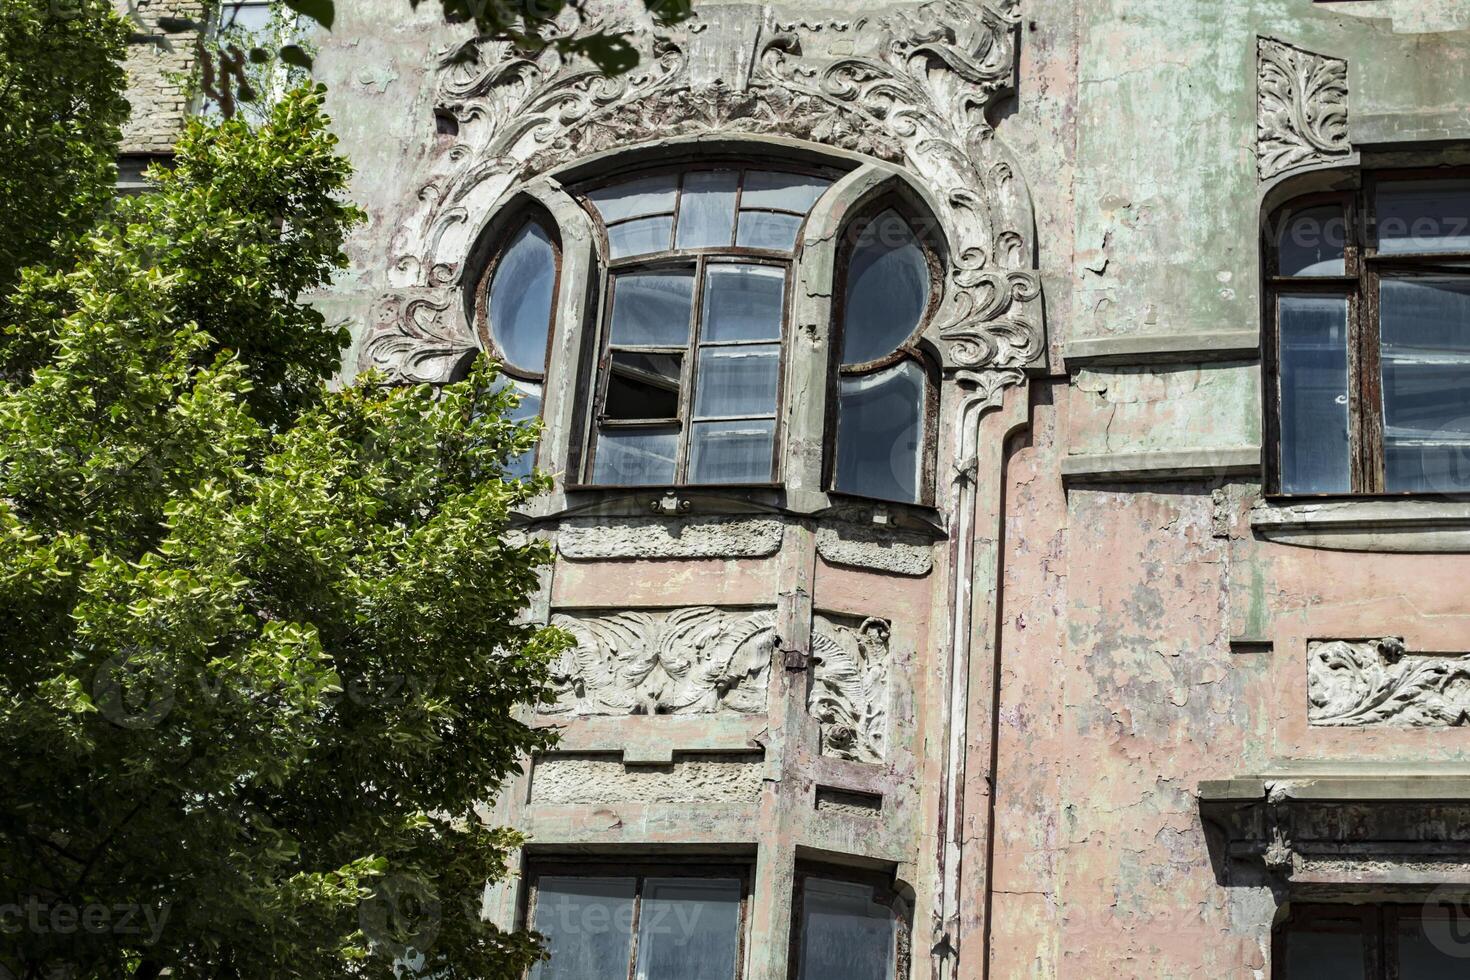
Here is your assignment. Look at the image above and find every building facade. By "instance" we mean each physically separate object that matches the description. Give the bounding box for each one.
[119,0,1470,976]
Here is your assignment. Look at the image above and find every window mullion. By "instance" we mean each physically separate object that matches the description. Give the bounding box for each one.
[626,877,644,980]
[679,256,708,483]
[1358,265,1386,493]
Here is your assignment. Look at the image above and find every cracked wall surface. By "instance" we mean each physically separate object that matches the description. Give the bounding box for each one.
[105,0,1470,975]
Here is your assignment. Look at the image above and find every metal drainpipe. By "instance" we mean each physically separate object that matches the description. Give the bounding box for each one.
[933,368,1024,980]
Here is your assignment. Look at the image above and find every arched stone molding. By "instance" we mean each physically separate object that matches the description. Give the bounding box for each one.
[361,0,1045,386]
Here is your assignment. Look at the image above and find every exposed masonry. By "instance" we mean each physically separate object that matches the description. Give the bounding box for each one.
[117,0,202,155]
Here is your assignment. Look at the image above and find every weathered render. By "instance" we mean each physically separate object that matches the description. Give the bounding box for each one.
[113,0,1470,975]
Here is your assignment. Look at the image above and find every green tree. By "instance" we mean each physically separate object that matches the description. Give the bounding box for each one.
[0,0,130,293]
[0,83,565,978]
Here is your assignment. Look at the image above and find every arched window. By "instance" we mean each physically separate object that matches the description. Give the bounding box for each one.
[475,214,561,478]
[576,166,835,486]
[830,206,939,504]
[1266,173,1470,496]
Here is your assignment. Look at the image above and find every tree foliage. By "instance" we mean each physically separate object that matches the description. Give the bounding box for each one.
[0,0,130,293]
[0,81,565,979]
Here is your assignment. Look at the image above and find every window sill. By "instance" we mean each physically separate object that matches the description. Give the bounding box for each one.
[1250,496,1470,553]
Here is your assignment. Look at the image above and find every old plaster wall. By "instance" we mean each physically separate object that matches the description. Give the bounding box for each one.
[98,0,1470,975]
[969,1,1470,977]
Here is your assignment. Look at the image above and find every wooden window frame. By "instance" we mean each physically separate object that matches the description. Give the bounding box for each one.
[824,195,944,507]
[1266,169,1470,497]
[786,864,911,980]
[1272,901,1470,979]
[521,859,754,980]
[573,163,840,490]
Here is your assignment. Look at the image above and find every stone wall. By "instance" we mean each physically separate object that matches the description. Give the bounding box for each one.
[115,0,202,155]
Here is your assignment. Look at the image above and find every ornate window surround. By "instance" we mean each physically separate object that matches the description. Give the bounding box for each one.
[356,0,1046,526]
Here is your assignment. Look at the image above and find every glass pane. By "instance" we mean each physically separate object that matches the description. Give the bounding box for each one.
[703,265,785,343]
[835,360,925,504]
[736,211,803,251]
[1279,295,1351,495]
[491,376,542,480]
[694,345,779,418]
[593,427,678,485]
[609,216,674,259]
[609,271,695,346]
[588,174,678,224]
[1282,924,1367,980]
[689,420,776,484]
[634,878,742,980]
[675,171,739,250]
[1377,180,1470,255]
[841,210,930,365]
[1380,277,1470,492]
[529,877,636,980]
[488,222,557,374]
[220,1,272,35]
[796,878,896,980]
[605,351,682,421]
[741,171,832,213]
[1278,205,1347,277]
[1406,911,1470,976]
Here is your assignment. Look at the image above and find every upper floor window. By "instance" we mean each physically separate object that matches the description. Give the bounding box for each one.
[475,214,561,479]
[1268,174,1470,496]
[578,167,833,487]
[1275,902,1466,978]
[831,206,939,504]
[462,154,949,506]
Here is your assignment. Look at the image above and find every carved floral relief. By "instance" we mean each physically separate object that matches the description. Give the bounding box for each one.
[1308,637,1470,727]
[809,615,891,763]
[362,0,1043,381]
[544,607,776,716]
[1257,37,1350,181]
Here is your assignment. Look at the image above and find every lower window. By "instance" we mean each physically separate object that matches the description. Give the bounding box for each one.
[1276,902,1470,978]
[526,862,749,980]
[789,867,908,980]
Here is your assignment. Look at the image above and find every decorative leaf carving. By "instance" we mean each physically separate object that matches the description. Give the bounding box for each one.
[544,607,776,716]
[377,0,1043,376]
[1308,638,1470,727]
[1257,37,1350,180]
[809,615,891,763]
[357,292,477,384]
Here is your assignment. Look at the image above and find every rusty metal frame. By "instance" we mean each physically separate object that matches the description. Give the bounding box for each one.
[1265,171,1470,497]
[520,858,754,980]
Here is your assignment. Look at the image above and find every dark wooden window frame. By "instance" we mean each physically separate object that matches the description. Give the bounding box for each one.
[470,209,564,473]
[786,863,911,980]
[824,194,945,507]
[572,163,842,490]
[1272,901,1470,979]
[1265,168,1470,497]
[521,858,754,980]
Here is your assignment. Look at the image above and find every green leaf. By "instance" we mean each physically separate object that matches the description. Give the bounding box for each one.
[283,0,334,30]
[279,44,314,70]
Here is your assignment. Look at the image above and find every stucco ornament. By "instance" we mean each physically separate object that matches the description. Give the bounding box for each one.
[1308,637,1470,727]
[359,291,474,384]
[361,0,1043,380]
[1257,37,1350,181]
[809,615,891,763]
[544,607,776,715]
[556,515,784,560]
